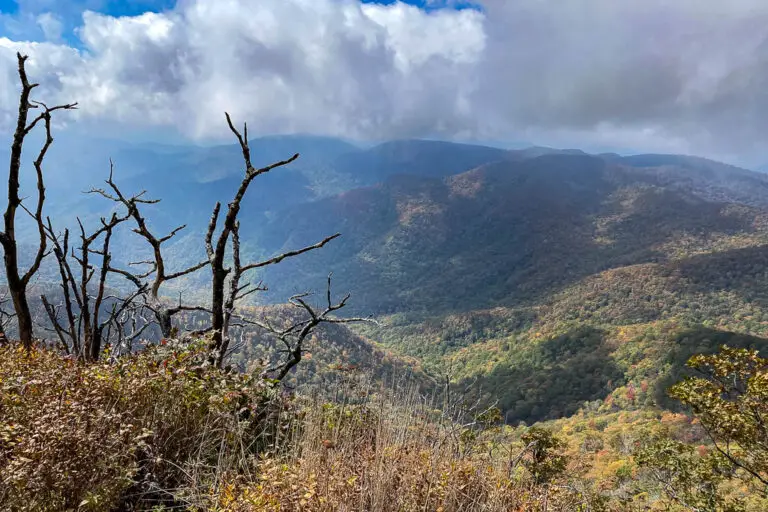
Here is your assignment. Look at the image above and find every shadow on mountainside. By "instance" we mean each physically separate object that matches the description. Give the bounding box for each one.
[675,245,768,307]
[462,326,622,424]
[253,154,765,318]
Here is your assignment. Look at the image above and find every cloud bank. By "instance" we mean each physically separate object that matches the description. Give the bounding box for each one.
[2,0,768,165]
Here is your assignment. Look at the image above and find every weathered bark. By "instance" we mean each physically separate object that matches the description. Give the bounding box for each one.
[1,53,75,347]
[204,114,342,367]
[3,54,38,347]
[210,265,228,362]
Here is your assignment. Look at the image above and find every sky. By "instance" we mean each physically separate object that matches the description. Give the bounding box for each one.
[1,0,768,167]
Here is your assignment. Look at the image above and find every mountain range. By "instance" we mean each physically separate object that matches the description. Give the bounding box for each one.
[7,133,768,424]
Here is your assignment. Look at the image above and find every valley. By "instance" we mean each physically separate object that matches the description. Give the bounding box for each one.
[7,132,768,510]
[16,135,768,426]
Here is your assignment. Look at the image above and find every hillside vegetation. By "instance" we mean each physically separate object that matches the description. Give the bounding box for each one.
[4,342,768,511]
[5,52,768,510]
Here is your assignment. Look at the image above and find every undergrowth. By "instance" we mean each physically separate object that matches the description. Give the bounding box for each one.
[0,343,605,511]
[212,378,605,512]
[4,343,761,511]
[0,342,291,511]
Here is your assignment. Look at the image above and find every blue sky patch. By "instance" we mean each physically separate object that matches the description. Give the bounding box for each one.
[0,0,480,45]
[0,1,176,17]
[361,0,482,11]
[0,0,481,17]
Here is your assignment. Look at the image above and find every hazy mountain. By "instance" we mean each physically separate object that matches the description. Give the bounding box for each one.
[332,139,510,185]
[251,152,768,313]
[612,153,768,207]
[10,134,768,424]
[3,135,514,237]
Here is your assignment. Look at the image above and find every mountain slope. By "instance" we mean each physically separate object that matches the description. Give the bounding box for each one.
[253,153,768,314]
[229,150,768,424]
[11,134,768,426]
[612,153,768,207]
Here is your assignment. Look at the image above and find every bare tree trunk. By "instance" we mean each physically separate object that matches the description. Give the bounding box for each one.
[78,220,93,358]
[210,264,227,359]
[157,309,172,339]
[10,289,33,346]
[1,53,75,347]
[3,54,37,347]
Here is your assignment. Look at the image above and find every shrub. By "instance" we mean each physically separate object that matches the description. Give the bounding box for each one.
[0,342,289,511]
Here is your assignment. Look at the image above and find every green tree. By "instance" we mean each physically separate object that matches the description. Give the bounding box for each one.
[670,346,768,493]
[636,438,743,512]
[519,427,568,485]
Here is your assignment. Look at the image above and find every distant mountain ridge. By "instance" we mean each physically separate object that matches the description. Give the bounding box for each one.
[9,136,768,305]
[248,151,768,312]
[7,133,766,222]
[9,134,768,426]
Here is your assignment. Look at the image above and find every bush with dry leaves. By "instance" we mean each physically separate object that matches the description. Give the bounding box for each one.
[0,341,291,511]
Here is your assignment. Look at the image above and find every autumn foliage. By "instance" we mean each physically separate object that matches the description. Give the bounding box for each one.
[0,342,289,511]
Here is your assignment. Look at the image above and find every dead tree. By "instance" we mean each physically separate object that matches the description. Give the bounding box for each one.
[250,274,372,381]
[89,163,209,338]
[204,113,340,367]
[2,56,362,378]
[1,53,76,347]
[42,210,148,360]
[106,299,154,358]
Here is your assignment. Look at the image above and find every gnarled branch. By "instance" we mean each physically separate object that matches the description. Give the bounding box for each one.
[1,52,76,347]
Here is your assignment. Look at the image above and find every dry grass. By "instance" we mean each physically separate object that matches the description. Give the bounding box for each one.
[1,345,607,511]
[209,374,604,512]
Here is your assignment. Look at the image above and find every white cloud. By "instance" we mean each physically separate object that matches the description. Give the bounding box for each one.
[361,3,484,71]
[36,12,64,42]
[473,0,768,163]
[2,0,768,165]
[0,0,483,141]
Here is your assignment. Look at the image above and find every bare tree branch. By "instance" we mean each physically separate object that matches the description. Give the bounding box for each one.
[240,233,341,273]
[43,219,80,352]
[260,274,374,382]
[41,295,70,354]
[92,163,209,338]
[1,53,76,347]
[43,206,135,359]
[0,291,16,346]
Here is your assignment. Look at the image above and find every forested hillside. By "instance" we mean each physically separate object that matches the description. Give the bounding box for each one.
[6,78,768,509]
[7,131,768,511]
[15,133,768,427]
